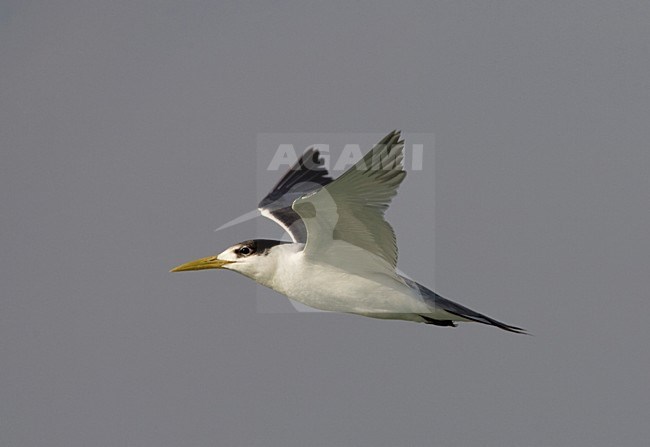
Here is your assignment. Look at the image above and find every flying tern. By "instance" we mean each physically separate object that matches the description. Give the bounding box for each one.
[171,131,525,333]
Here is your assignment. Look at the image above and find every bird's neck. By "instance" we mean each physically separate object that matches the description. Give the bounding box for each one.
[238,243,303,290]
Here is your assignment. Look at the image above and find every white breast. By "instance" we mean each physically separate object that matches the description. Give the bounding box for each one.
[268,249,434,321]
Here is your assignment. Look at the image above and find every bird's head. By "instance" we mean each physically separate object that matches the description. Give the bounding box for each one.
[170,239,291,284]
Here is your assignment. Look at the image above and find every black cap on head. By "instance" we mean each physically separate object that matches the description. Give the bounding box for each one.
[235,239,290,257]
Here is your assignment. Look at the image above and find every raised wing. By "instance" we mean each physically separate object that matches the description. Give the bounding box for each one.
[292,131,406,267]
[258,148,332,242]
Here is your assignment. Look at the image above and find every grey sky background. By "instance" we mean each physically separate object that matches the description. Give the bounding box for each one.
[2,1,649,446]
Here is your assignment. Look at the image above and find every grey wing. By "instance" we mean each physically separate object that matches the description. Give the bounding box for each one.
[292,131,405,267]
[402,276,527,333]
[258,148,333,242]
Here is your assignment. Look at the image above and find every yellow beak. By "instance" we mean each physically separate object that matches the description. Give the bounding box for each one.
[170,256,234,272]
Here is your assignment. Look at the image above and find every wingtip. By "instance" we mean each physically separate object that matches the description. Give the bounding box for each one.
[502,325,530,335]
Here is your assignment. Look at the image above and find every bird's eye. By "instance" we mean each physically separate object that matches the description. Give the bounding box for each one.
[238,246,252,256]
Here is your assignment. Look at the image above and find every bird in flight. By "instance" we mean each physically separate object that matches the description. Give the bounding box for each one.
[171,131,525,333]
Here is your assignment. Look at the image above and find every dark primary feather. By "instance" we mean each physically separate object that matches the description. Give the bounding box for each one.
[258,148,333,242]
